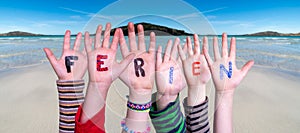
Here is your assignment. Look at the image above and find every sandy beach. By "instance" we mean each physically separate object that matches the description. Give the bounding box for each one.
[0,63,299,133]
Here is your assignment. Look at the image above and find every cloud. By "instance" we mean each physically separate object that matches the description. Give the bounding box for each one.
[59,7,95,16]
[202,7,228,14]
[210,20,238,24]
[206,15,217,20]
[172,13,200,20]
[59,7,122,20]
[70,15,82,19]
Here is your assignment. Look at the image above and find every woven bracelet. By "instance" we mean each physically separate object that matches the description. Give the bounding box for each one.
[127,101,152,112]
[121,119,151,133]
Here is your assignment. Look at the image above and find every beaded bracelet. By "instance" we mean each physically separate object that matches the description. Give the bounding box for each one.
[127,101,152,112]
[121,119,151,133]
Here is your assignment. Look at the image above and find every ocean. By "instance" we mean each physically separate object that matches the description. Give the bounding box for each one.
[0,36,300,74]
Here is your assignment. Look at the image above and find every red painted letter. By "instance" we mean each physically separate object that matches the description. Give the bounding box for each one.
[97,55,108,71]
[192,62,201,75]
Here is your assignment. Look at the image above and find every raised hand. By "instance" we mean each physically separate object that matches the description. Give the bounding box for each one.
[119,22,156,102]
[84,23,135,87]
[80,23,135,124]
[44,31,87,80]
[203,33,254,92]
[178,34,211,105]
[203,33,254,133]
[155,38,186,110]
[119,22,156,132]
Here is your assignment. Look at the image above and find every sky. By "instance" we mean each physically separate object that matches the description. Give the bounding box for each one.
[0,0,299,35]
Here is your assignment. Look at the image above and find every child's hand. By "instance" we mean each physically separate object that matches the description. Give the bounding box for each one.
[203,33,254,93]
[178,35,211,89]
[119,23,156,92]
[44,31,87,80]
[178,35,211,105]
[84,23,135,87]
[119,23,156,103]
[155,38,187,109]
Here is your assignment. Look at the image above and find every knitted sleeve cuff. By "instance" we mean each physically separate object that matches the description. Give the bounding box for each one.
[149,96,186,133]
[183,97,210,133]
[56,80,85,133]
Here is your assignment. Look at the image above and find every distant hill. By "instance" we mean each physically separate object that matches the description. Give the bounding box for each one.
[109,22,193,36]
[243,31,300,36]
[0,23,193,37]
[0,31,44,36]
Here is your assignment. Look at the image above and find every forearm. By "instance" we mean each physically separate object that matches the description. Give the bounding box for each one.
[124,90,152,132]
[56,80,85,133]
[81,82,109,124]
[214,90,234,133]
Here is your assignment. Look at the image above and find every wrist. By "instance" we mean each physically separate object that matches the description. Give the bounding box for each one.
[87,82,110,100]
[187,84,206,106]
[128,88,152,104]
[155,93,178,111]
[216,89,235,97]
[215,90,234,105]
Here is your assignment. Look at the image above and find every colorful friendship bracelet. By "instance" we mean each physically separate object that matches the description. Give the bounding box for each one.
[127,101,152,112]
[121,119,151,133]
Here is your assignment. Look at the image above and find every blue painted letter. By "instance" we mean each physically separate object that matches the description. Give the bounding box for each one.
[220,61,233,80]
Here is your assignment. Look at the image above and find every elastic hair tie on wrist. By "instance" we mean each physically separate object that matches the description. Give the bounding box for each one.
[121,119,151,133]
[127,101,152,112]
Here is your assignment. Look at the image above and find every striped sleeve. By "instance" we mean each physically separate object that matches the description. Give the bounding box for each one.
[183,97,210,133]
[57,80,85,133]
[149,96,186,133]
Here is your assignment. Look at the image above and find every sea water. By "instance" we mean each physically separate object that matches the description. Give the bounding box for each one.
[0,36,300,74]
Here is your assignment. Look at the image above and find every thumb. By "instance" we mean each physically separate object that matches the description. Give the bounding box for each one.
[241,60,254,77]
[43,48,57,66]
[113,53,136,79]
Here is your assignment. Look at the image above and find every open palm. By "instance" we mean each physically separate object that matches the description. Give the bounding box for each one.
[44,30,87,80]
[203,33,254,92]
[156,38,186,96]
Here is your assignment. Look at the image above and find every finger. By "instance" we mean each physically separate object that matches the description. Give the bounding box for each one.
[102,23,111,48]
[63,30,71,50]
[187,37,193,56]
[110,28,119,51]
[171,38,180,61]
[193,34,200,55]
[179,42,188,61]
[202,36,208,54]
[84,32,92,53]
[222,33,228,57]
[178,44,186,60]
[156,46,162,67]
[183,42,188,55]
[73,32,82,51]
[43,48,57,65]
[213,36,221,61]
[137,24,146,51]
[119,29,129,57]
[82,47,87,56]
[241,60,254,77]
[164,40,172,62]
[113,53,136,79]
[128,22,137,51]
[149,32,156,54]
[203,44,213,67]
[229,37,236,60]
[94,25,103,49]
